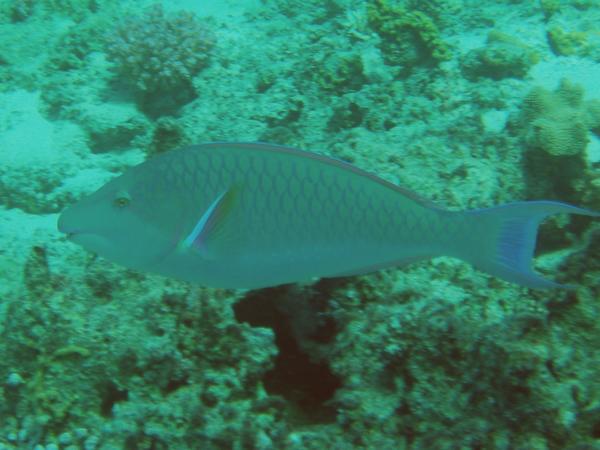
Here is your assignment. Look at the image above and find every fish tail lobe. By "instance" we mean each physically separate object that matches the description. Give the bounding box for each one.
[457,201,599,288]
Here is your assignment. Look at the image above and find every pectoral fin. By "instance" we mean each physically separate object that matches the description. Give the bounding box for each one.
[180,187,239,259]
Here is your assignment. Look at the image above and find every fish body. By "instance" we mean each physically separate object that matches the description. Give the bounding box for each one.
[58,143,599,289]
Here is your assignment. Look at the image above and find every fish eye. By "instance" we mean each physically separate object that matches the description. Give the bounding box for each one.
[113,191,131,208]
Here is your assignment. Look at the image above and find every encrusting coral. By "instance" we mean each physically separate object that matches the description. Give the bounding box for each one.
[366,0,451,70]
[461,30,540,80]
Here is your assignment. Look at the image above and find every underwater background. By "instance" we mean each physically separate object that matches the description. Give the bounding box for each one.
[1,0,600,449]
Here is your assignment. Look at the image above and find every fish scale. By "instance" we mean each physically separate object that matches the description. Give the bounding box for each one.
[58,142,599,289]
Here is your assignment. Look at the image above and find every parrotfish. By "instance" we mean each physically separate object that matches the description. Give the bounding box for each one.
[58,143,599,289]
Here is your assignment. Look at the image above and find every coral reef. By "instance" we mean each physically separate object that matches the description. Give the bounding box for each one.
[33,4,154,154]
[105,4,214,116]
[461,30,540,80]
[405,0,462,25]
[540,0,561,19]
[7,0,34,22]
[80,103,149,153]
[0,90,89,214]
[366,0,451,71]
[1,257,278,448]
[514,79,600,203]
[543,2,600,60]
[313,51,367,94]
[1,0,600,449]
[547,26,591,57]
[44,16,109,72]
[521,79,599,157]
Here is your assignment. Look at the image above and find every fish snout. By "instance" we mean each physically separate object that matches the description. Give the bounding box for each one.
[57,207,79,238]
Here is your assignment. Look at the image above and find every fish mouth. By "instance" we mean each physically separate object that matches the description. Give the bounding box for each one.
[61,229,85,241]
[57,209,87,239]
[57,211,73,235]
[57,214,97,242]
[63,231,111,254]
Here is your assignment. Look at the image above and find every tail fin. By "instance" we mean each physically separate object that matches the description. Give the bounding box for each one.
[459,201,599,289]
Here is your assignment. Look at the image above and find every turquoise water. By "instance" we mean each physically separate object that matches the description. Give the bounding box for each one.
[1,0,599,448]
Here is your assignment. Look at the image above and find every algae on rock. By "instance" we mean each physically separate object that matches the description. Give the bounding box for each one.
[366,0,451,71]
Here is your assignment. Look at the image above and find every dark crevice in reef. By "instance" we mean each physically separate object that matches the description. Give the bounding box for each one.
[234,282,342,424]
[99,381,129,417]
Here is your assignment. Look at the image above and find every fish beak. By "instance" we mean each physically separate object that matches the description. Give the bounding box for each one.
[57,207,78,238]
[57,212,68,235]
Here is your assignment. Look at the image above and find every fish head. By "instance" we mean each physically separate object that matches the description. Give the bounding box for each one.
[58,168,181,271]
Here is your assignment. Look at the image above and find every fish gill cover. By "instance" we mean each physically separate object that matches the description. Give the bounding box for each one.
[0,0,600,449]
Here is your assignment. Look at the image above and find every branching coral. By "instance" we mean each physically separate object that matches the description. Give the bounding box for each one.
[105,4,214,115]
